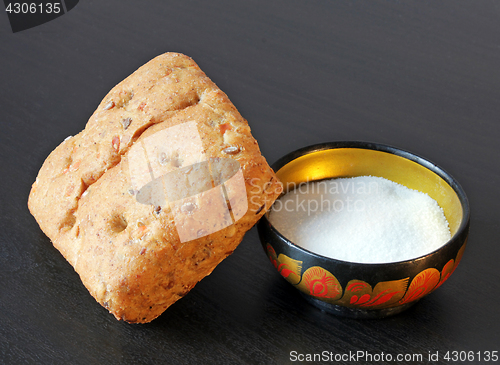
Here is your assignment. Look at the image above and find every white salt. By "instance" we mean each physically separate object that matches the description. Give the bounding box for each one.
[268,176,451,263]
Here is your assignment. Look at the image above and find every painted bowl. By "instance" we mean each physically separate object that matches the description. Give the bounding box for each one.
[257,141,470,318]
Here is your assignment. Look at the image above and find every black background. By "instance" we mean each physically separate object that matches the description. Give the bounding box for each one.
[1,1,499,364]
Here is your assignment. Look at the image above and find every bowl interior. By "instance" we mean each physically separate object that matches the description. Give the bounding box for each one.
[273,146,464,236]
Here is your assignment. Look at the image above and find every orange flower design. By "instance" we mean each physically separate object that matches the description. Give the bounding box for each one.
[399,268,440,304]
[266,243,278,269]
[299,267,342,301]
[433,241,467,292]
[265,242,466,310]
[340,279,408,308]
[265,244,302,285]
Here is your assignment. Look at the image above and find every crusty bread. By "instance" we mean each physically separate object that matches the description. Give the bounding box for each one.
[28,53,281,323]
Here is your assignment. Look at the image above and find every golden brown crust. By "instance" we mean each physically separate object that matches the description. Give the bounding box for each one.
[28,53,281,323]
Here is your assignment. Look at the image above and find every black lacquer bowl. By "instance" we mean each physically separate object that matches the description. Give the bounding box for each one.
[257,142,470,318]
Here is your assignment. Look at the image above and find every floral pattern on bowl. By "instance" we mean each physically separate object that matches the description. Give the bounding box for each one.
[265,241,466,310]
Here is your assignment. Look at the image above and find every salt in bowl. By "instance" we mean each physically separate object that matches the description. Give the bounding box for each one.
[257,141,470,318]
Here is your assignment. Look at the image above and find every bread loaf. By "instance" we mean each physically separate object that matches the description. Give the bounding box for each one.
[28,53,281,323]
